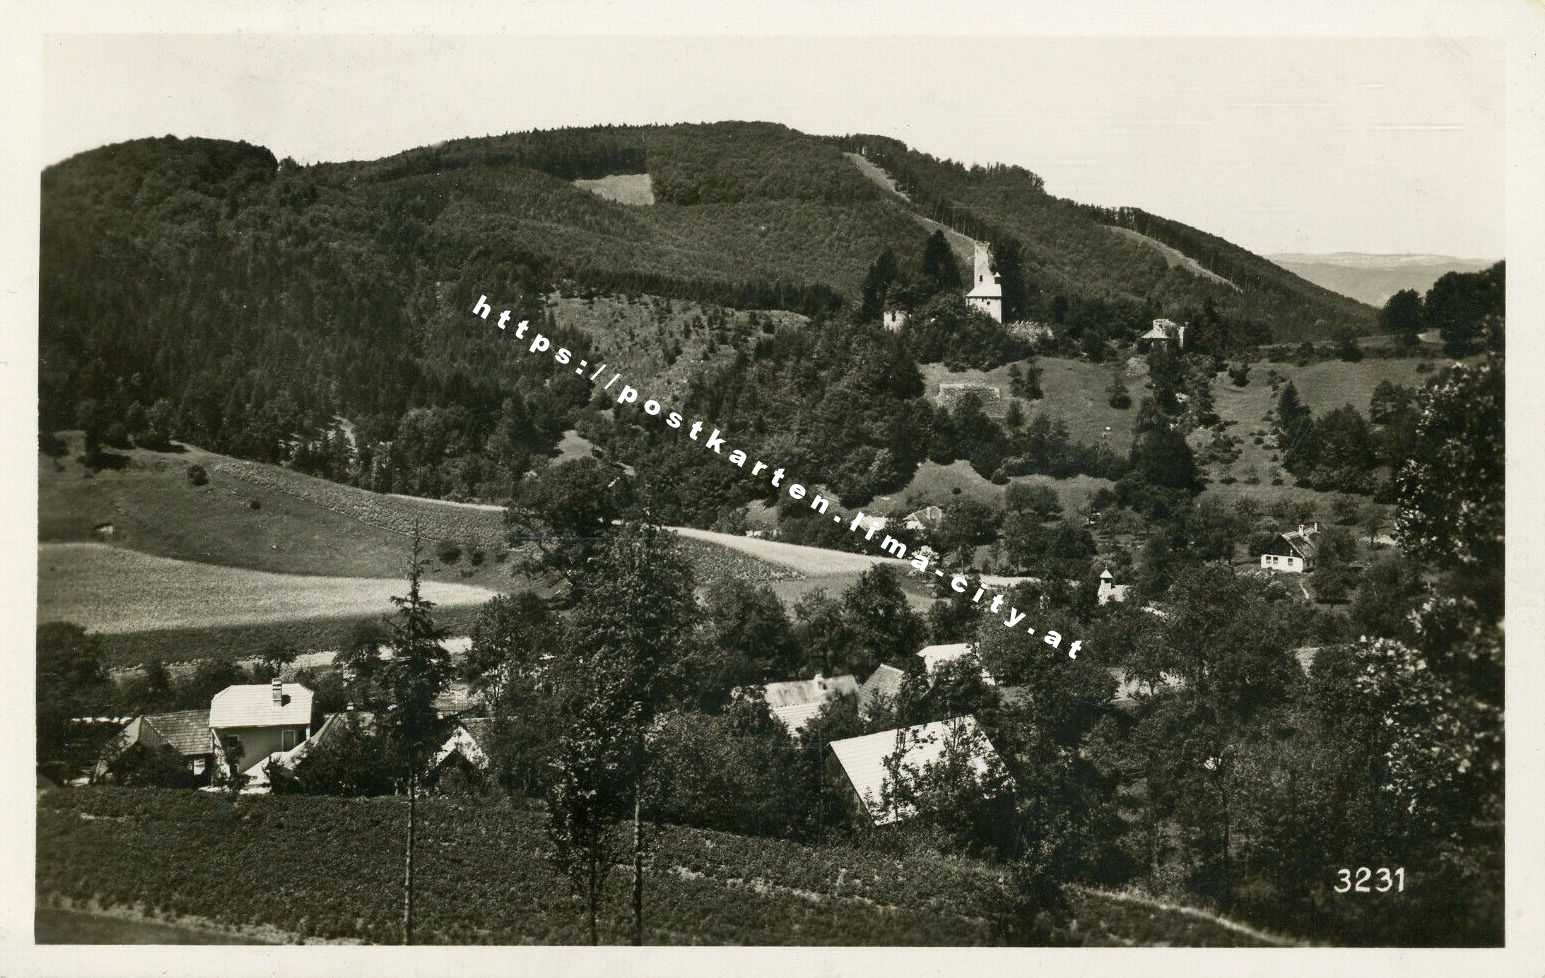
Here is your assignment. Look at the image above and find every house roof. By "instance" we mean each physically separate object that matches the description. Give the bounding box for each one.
[966,280,1003,299]
[904,505,944,527]
[761,675,859,709]
[857,663,907,716]
[1280,526,1320,559]
[430,718,495,771]
[916,643,996,686]
[828,716,999,825]
[209,683,312,729]
[142,710,213,756]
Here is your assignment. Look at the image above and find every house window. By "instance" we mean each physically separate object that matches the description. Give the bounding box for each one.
[192,758,206,775]
[224,735,242,754]
[282,729,298,750]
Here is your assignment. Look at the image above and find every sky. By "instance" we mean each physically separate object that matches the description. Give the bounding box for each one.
[42,34,1504,258]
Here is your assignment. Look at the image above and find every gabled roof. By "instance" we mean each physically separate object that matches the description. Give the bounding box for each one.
[430,718,495,771]
[903,505,944,527]
[857,663,907,717]
[828,716,1000,825]
[966,280,1003,299]
[209,683,312,729]
[141,710,213,756]
[1280,526,1320,559]
[744,675,859,736]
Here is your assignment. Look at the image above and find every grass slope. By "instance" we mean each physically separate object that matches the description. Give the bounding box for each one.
[38,543,498,635]
[38,787,1287,947]
[920,357,1137,456]
[40,435,510,585]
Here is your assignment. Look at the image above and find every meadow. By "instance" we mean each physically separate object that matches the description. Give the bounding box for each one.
[37,543,498,636]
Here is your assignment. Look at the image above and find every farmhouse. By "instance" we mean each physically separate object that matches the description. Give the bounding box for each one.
[742,674,860,736]
[210,679,313,780]
[97,709,214,784]
[965,244,1003,323]
[827,716,1004,826]
[1261,523,1320,574]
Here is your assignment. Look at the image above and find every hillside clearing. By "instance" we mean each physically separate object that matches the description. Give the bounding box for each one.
[843,152,979,265]
[1106,225,1239,290]
[38,543,499,635]
[571,172,655,205]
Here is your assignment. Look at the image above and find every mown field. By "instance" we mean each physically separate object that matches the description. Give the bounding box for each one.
[37,543,498,636]
[921,357,1138,456]
[37,787,1290,947]
[39,435,511,585]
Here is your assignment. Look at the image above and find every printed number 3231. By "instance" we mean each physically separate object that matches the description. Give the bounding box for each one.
[1335,867,1405,893]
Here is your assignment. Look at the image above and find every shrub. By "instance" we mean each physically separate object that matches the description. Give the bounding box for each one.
[436,538,462,564]
[187,463,209,486]
[248,498,262,511]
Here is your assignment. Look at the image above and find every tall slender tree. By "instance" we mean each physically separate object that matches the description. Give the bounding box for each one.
[378,524,452,945]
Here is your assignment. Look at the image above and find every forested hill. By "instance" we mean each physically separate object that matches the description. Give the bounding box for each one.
[41,122,1370,497]
[825,133,1374,340]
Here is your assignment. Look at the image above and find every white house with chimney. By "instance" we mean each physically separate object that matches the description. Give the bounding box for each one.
[1260,523,1321,573]
[965,243,1003,323]
[209,679,314,780]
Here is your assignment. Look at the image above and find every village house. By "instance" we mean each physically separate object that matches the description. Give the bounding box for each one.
[916,642,996,686]
[903,505,944,532]
[96,709,214,784]
[1261,523,1320,573]
[827,716,1004,826]
[210,679,313,780]
[425,717,496,787]
[882,308,908,333]
[739,674,861,736]
[965,244,1003,323]
[857,663,907,720]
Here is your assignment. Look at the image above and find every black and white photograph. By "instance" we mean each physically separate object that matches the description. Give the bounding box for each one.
[3,2,1540,973]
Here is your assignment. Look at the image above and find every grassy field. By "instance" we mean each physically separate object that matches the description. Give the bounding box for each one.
[38,786,1291,947]
[38,543,499,635]
[571,172,655,205]
[921,357,1137,456]
[93,609,481,672]
[1210,357,1438,487]
[40,435,510,585]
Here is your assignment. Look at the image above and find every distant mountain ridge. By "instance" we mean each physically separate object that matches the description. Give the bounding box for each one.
[1267,252,1497,307]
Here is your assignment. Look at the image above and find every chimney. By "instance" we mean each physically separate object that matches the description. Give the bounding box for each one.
[271,678,283,705]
